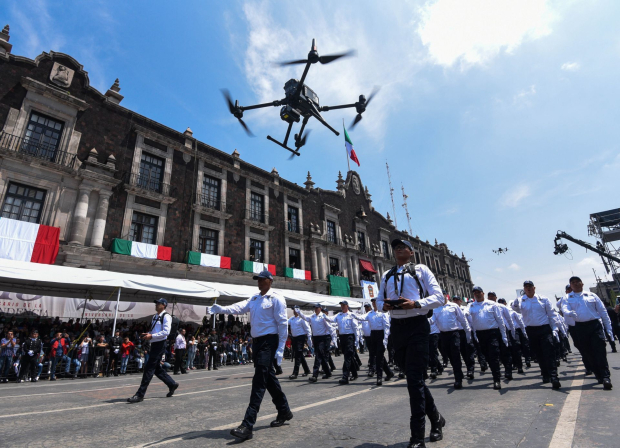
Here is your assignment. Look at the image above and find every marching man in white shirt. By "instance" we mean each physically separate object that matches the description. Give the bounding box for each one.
[288,306,312,379]
[127,298,179,403]
[434,296,472,389]
[207,270,292,441]
[324,300,360,385]
[299,303,334,382]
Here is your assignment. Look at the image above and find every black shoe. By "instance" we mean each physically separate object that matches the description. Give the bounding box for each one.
[429,413,446,442]
[525,362,531,368]
[376,379,383,386]
[585,370,593,376]
[167,383,179,397]
[467,371,474,380]
[612,349,618,353]
[289,374,298,380]
[339,377,349,385]
[430,372,437,380]
[407,441,426,448]
[542,377,551,384]
[493,381,501,390]
[127,395,144,403]
[213,367,218,370]
[398,372,405,379]
[50,377,56,381]
[480,366,487,373]
[454,381,463,390]
[505,374,513,381]
[603,378,613,390]
[230,425,253,440]
[556,360,561,367]
[552,379,561,390]
[385,373,394,381]
[270,410,293,427]
[350,375,358,381]
[308,376,318,383]
[518,368,524,374]
[301,372,309,377]
[407,431,426,448]
[367,372,375,378]
[321,374,331,380]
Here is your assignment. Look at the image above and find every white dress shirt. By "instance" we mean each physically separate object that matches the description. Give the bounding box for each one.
[288,315,312,338]
[325,311,360,336]
[507,308,527,335]
[497,304,516,338]
[299,312,333,336]
[174,334,186,350]
[209,289,288,354]
[560,291,613,336]
[376,264,444,319]
[511,294,557,329]
[429,314,440,335]
[353,310,391,341]
[468,300,508,343]
[556,296,576,326]
[435,303,471,340]
[150,311,172,342]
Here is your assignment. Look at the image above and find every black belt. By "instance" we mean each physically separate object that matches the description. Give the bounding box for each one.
[253,334,278,342]
[391,315,427,326]
[370,329,385,333]
[575,320,600,327]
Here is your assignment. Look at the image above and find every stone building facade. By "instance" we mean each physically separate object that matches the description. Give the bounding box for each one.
[0,26,473,299]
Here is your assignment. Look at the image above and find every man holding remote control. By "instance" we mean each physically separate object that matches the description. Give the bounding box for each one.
[377,239,445,448]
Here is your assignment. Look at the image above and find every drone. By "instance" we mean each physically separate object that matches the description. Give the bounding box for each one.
[222,39,378,157]
[493,247,509,255]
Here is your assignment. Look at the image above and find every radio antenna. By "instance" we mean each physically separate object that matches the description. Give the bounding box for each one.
[386,162,398,229]
[401,183,413,236]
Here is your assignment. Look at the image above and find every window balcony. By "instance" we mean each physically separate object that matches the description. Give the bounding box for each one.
[129,172,170,196]
[0,132,77,169]
[196,193,225,212]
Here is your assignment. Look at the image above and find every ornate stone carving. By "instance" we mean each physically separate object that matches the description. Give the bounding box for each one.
[50,62,74,88]
[351,173,361,195]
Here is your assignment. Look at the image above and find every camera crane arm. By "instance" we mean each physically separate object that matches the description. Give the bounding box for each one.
[554,230,620,264]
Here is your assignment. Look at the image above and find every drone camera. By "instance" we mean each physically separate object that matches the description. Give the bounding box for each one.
[554,242,569,255]
[280,105,301,124]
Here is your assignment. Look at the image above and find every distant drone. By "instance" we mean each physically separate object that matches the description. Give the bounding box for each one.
[493,248,509,255]
[222,39,378,157]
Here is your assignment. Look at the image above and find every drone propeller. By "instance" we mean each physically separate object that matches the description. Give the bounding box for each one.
[288,129,312,160]
[350,86,380,130]
[276,50,356,66]
[221,89,254,137]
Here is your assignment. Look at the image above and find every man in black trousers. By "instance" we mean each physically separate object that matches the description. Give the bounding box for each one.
[127,298,179,403]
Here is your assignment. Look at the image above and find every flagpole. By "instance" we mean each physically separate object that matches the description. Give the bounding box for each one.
[343,119,351,172]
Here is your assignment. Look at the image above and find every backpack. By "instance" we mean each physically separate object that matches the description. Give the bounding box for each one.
[153,312,181,342]
[382,262,433,318]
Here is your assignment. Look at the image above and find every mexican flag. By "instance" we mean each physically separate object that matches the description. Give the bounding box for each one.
[186,251,231,269]
[284,267,311,280]
[0,217,60,264]
[344,125,360,166]
[111,238,171,261]
[240,260,276,276]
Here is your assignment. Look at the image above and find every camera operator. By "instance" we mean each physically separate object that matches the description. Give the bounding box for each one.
[18,329,42,383]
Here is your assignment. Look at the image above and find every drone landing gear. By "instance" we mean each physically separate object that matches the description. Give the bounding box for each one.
[266,135,300,156]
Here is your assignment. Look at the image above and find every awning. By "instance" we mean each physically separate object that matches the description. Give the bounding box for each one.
[359,259,377,273]
[0,258,219,304]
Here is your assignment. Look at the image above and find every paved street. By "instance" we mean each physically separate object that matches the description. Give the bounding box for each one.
[1,348,618,448]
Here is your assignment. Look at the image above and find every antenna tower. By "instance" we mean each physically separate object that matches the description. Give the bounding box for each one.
[386,162,398,229]
[401,183,413,236]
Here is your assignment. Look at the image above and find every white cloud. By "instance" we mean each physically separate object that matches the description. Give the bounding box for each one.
[9,0,66,58]
[495,267,504,272]
[499,184,531,208]
[561,61,580,71]
[513,85,536,106]
[417,0,558,68]
[577,257,599,268]
[508,263,521,271]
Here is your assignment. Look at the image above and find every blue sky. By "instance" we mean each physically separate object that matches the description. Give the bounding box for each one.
[3,0,619,299]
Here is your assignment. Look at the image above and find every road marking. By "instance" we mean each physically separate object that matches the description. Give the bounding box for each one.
[0,368,256,399]
[130,385,380,447]
[0,383,251,418]
[548,376,584,448]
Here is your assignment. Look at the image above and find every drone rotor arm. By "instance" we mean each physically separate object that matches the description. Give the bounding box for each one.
[319,103,357,112]
[241,99,285,111]
[308,108,339,136]
[294,62,313,97]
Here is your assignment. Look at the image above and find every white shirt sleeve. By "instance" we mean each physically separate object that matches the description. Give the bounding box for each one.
[417,266,445,310]
[273,295,289,354]
[151,313,171,339]
[211,299,251,315]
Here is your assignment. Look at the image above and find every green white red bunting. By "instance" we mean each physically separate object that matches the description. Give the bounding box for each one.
[240,260,276,276]
[0,217,60,264]
[111,238,171,261]
[284,267,311,280]
[186,251,231,269]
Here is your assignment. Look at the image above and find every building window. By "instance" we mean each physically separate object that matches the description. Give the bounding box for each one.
[201,175,221,210]
[289,248,300,268]
[425,255,431,267]
[446,264,451,275]
[415,252,421,264]
[287,206,299,233]
[138,152,165,193]
[327,220,337,243]
[329,257,340,276]
[22,112,64,161]
[198,228,218,255]
[434,259,440,273]
[382,240,390,259]
[357,231,366,253]
[1,182,46,223]
[249,239,264,262]
[250,192,264,223]
[129,212,158,244]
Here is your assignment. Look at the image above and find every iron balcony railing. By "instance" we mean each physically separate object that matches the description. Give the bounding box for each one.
[245,208,268,225]
[129,172,170,196]
[196,193,225,212]
[0,131,77,168]
[287,220,299,233]
[326,235,344,246]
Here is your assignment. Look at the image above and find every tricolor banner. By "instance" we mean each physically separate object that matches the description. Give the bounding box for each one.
[186,251,231,270]
[111,238,171,261]
[344,125,360,166]
[284,267,311,280]
[240,260,276,276]
[0,218,60,264]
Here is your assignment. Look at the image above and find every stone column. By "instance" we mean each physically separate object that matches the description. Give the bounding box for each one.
[311,244,319,280]
[89,190,113,248]
[352,254,360,285]
[319,247,328,280]
[347,255,354,286]
[317,247,326,280]
[69,184,93,245]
